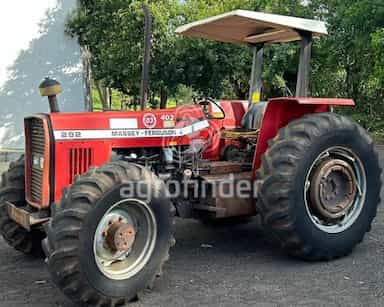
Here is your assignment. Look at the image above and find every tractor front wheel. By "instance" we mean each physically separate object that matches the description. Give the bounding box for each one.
[0,155,45,256]
[257,113,381,261]
[45,162,175,306]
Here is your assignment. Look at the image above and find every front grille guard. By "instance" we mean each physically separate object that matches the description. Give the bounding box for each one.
[25,115,51,209]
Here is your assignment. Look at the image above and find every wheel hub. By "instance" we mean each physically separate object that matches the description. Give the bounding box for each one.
[104,219,136,252]
[93,199,157,280]
[310,159,357,220]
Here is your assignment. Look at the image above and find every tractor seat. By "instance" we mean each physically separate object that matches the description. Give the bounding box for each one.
[221,101,267,140]
[241,101,268,130]
[221,128,259,139]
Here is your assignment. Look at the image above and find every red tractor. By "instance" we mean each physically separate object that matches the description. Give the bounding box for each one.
[0,10,381,307]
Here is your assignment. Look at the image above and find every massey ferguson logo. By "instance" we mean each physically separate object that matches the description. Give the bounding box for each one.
[143,113,157,129]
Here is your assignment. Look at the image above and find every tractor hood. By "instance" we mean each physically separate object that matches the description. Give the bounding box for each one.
[48,105,208,143]
[24,104,211,207]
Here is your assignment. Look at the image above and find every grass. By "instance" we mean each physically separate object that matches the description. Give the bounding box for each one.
[92,88,182,111]
[92,88,128,111]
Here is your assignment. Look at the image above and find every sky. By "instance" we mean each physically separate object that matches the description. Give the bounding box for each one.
[0,0,57,88]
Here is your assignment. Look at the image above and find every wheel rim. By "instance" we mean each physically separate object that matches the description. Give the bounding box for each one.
[93,199,157,280]
[304,146,367,234]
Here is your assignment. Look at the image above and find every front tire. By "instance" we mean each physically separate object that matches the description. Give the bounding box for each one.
[257,113,381,261]
[0,155,45,256]
[45,162,175,306]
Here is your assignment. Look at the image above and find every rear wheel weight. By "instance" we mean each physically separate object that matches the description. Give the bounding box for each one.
[46,161,174,306]
[256,113,381,261]
[305,147,366,234]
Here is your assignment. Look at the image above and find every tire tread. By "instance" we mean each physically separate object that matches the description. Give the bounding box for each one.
[46,161,175,306]
[256,113,382,261]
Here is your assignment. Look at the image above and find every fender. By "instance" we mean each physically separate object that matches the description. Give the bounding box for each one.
[252,97,355,176]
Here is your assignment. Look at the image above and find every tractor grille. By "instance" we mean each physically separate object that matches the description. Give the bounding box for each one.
[68,148,93,184]
[29,118,46,204]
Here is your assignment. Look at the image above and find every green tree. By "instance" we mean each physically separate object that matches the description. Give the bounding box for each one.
[306,0,384,130]
[68,0,184,108]
[68,0,384,136]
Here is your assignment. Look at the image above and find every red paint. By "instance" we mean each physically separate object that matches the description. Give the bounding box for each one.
[204,100,247,159]
[24,115,52,209]
[220,100,248,128]
[53,140,111,202]
[251,97,352,177]
[50,105,205,130]
[26,97,354,208]
[47,101,247,204]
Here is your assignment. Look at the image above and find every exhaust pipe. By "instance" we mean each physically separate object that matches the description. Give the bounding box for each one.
[39,77,62,113]
[140,5,152,111]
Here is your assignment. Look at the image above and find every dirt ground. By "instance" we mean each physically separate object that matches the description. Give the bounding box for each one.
[0,147,383,307]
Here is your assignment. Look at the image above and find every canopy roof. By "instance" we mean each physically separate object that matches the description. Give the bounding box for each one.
[176,10,327,45]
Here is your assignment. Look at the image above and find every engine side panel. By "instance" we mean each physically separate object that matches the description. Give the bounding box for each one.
[53,140,111,202]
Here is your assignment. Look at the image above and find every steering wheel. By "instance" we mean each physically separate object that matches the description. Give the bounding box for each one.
[195,97,226,120]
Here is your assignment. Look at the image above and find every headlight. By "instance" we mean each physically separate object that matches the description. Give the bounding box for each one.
[32,155,44,169]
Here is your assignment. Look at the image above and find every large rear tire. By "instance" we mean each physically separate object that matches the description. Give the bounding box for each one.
[0,155,45,256]
[257,113,381,261]
[45,161,175,306]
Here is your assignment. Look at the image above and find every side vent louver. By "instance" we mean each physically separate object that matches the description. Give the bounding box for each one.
[68,148,93,184]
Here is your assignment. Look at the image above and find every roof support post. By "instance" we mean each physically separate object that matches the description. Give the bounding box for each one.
[296,31,312,97]
[249,43,264,105]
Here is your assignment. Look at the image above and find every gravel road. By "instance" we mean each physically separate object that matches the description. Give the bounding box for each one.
[0,147,383,307]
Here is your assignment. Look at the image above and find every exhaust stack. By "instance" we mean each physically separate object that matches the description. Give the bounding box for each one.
[140,5,153,111]
[39,77,62,113]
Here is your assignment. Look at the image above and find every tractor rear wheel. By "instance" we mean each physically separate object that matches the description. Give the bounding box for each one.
[45,161,175,306]
[0,155,45,256]
[257,113,381,261]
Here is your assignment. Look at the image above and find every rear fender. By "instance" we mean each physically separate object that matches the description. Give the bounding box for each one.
[252,98,355,177]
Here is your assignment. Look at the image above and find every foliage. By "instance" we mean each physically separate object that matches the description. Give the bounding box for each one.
[91,87,127,111]
[173,84,197,106]
[67,0,384,134]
